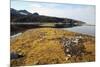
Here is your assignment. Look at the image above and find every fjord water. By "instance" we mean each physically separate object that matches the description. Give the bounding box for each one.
[11,24,95,38]
[62,25,95,36]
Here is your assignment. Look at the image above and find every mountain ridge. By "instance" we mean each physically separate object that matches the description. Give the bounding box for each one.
[10,8,85,25]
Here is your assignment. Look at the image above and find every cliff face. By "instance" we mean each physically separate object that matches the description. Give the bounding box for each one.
[10,28,95,66]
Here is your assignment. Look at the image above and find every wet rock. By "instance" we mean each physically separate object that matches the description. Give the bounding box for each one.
[11,52,24,59]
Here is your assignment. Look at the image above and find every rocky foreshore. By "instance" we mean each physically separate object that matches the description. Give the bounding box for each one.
[10,28,95,66]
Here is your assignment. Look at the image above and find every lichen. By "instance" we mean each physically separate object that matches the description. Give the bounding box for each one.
[10,28,95,66]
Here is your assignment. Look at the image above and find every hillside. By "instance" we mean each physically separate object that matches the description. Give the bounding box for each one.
[10,8,85,24]
[11,28,95,66]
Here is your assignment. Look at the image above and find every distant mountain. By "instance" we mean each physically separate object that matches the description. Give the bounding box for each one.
[10,8,85,25]
[11,8,19,15]
[10,8,65,23]
[11,8,26,21]
[11,8,32,15]
[32,12,39,16]
[18,10,32,15]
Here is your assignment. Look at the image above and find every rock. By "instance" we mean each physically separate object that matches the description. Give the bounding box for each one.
[61,36,85,56]
[10,28,95,66]
[11,52,24,59]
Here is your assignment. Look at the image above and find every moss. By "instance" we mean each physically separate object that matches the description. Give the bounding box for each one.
[11,28,95,66]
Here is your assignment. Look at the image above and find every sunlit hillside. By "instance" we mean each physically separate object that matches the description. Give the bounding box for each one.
[11,28,95,66]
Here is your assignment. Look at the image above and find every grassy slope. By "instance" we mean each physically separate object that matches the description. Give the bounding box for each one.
[11,28,95,66]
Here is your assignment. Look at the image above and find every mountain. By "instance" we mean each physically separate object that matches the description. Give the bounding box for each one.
[11,8,26,21]
[11,8,31,15]
[11,8,19,15]
[18,10,32,15]
[10,8,85,25]
[32,12,39,16]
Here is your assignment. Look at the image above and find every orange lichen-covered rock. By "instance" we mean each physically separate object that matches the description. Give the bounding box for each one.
[10,28,95,66]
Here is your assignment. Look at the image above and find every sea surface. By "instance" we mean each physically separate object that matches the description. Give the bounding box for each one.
[61,25,95,36]
[11,25,95,39]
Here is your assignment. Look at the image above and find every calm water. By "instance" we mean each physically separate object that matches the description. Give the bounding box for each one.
[11,25,95,38]
[61,25,95,36]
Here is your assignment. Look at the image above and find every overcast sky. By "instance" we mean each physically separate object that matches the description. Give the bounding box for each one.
[11,0,95,24]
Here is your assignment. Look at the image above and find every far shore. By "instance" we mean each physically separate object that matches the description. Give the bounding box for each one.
[83,24,95,26]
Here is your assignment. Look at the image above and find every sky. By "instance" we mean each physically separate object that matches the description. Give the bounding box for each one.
[11,0,95,24]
